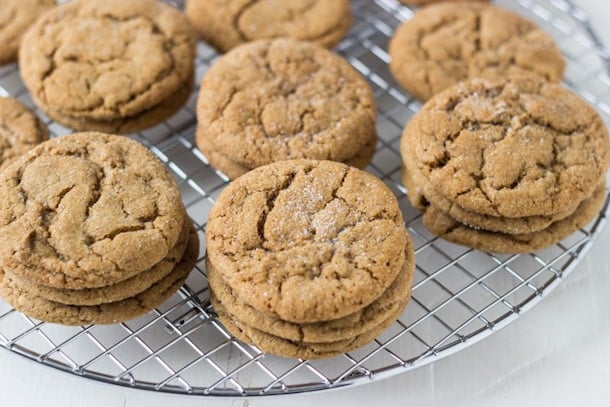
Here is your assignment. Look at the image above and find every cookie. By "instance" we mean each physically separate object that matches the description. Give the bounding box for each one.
[423,183,606,253]
[196,39,377,178]
[8,222,194,306]
[400,162,580,235]
[185,0,351,53]
[42,79,193,134]
[0,132,186,290]
[389,2,565,101]
[214,294,407,359]
[206,160,408,323]
[0,231,198,325]
[197,126,377,179]
[208,241,413,343]
[19,0,196,133]
[400,78,610,218]
[0,0,55,65]
[0,97,49,170]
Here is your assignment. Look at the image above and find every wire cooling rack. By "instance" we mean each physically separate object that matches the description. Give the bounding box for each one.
[1,0,609,397]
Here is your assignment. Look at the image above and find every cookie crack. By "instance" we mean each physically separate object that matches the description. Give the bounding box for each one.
[256,171,298,245]
[233,0,259,42]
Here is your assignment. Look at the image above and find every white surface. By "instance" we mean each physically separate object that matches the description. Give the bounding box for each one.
[2,1,610,406]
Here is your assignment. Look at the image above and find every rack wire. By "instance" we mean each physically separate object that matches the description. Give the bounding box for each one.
[0,0,609,397]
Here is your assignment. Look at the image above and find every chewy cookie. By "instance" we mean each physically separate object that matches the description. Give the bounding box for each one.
[400,77,610,252]
[206,159,415,358]
[389,2,565,101]
[208,246,413,344]
[19,0,196,133]
[8,222,193,306]
[0,0,55,65]
[196,39,377,179]
[0,133,198,325]
[0,132,186,290]
[401,163,580,235]
[0,97,48,170]
[185,0,351,53]
[423,185,606,253]
[0,230,199,325]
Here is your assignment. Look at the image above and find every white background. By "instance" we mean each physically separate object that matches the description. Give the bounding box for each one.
[1,1,610,405]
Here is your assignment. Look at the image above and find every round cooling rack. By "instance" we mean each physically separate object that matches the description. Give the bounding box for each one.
[1,0,609,397]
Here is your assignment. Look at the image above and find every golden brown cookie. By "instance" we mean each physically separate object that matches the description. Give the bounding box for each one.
[389,2,565,100]
[0,133,186,290]
[42,79,193,134]
[196,39,377,178]
[0,231,198,325]
[208,242,413,343]
[213,294,407,359]
[423,183,606,253]
[185,0,351,53]
[400,162,580,235]
[8,223,194,306]
[400,78,610,219]
[0,97,48,170]
[206,160,408,323]
[19,0,196,133]
[0,0,55,65]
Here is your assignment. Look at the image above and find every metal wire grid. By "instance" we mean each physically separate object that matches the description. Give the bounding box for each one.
[0,0,609,397]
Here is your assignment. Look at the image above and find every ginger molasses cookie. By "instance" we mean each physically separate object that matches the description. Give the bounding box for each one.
[0,231,198,325]
[196,39,377,178]
[423,183,606,253]
[400,78,610,219]
[8,223,194,306]
[0,0,55,65]
[0,97,48,170]
[185,0,351,53]
[19,0,195,133]
[213,295,407,359]
[208,244,414,343]
[206,160,409,324]
[0,133,186,290]
[400,162,580,235]
[389,2,565,100]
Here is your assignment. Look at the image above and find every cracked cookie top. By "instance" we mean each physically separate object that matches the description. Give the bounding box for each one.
[185,0,351,53]
[196,39,376,170]
[401,77,610,218]
[206,160,409,323]
[0,0,55,64]
[0,133,185,289]
[19,0,195,122]
[389,2,565,101]
[0,97,48,170]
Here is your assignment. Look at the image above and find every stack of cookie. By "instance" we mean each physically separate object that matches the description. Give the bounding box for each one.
[0,133,198,325]
[206,160,415,359]
[18,0,196,134]
[196,38,377,179]
[400,78,610,253]
[0,97,48,170]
